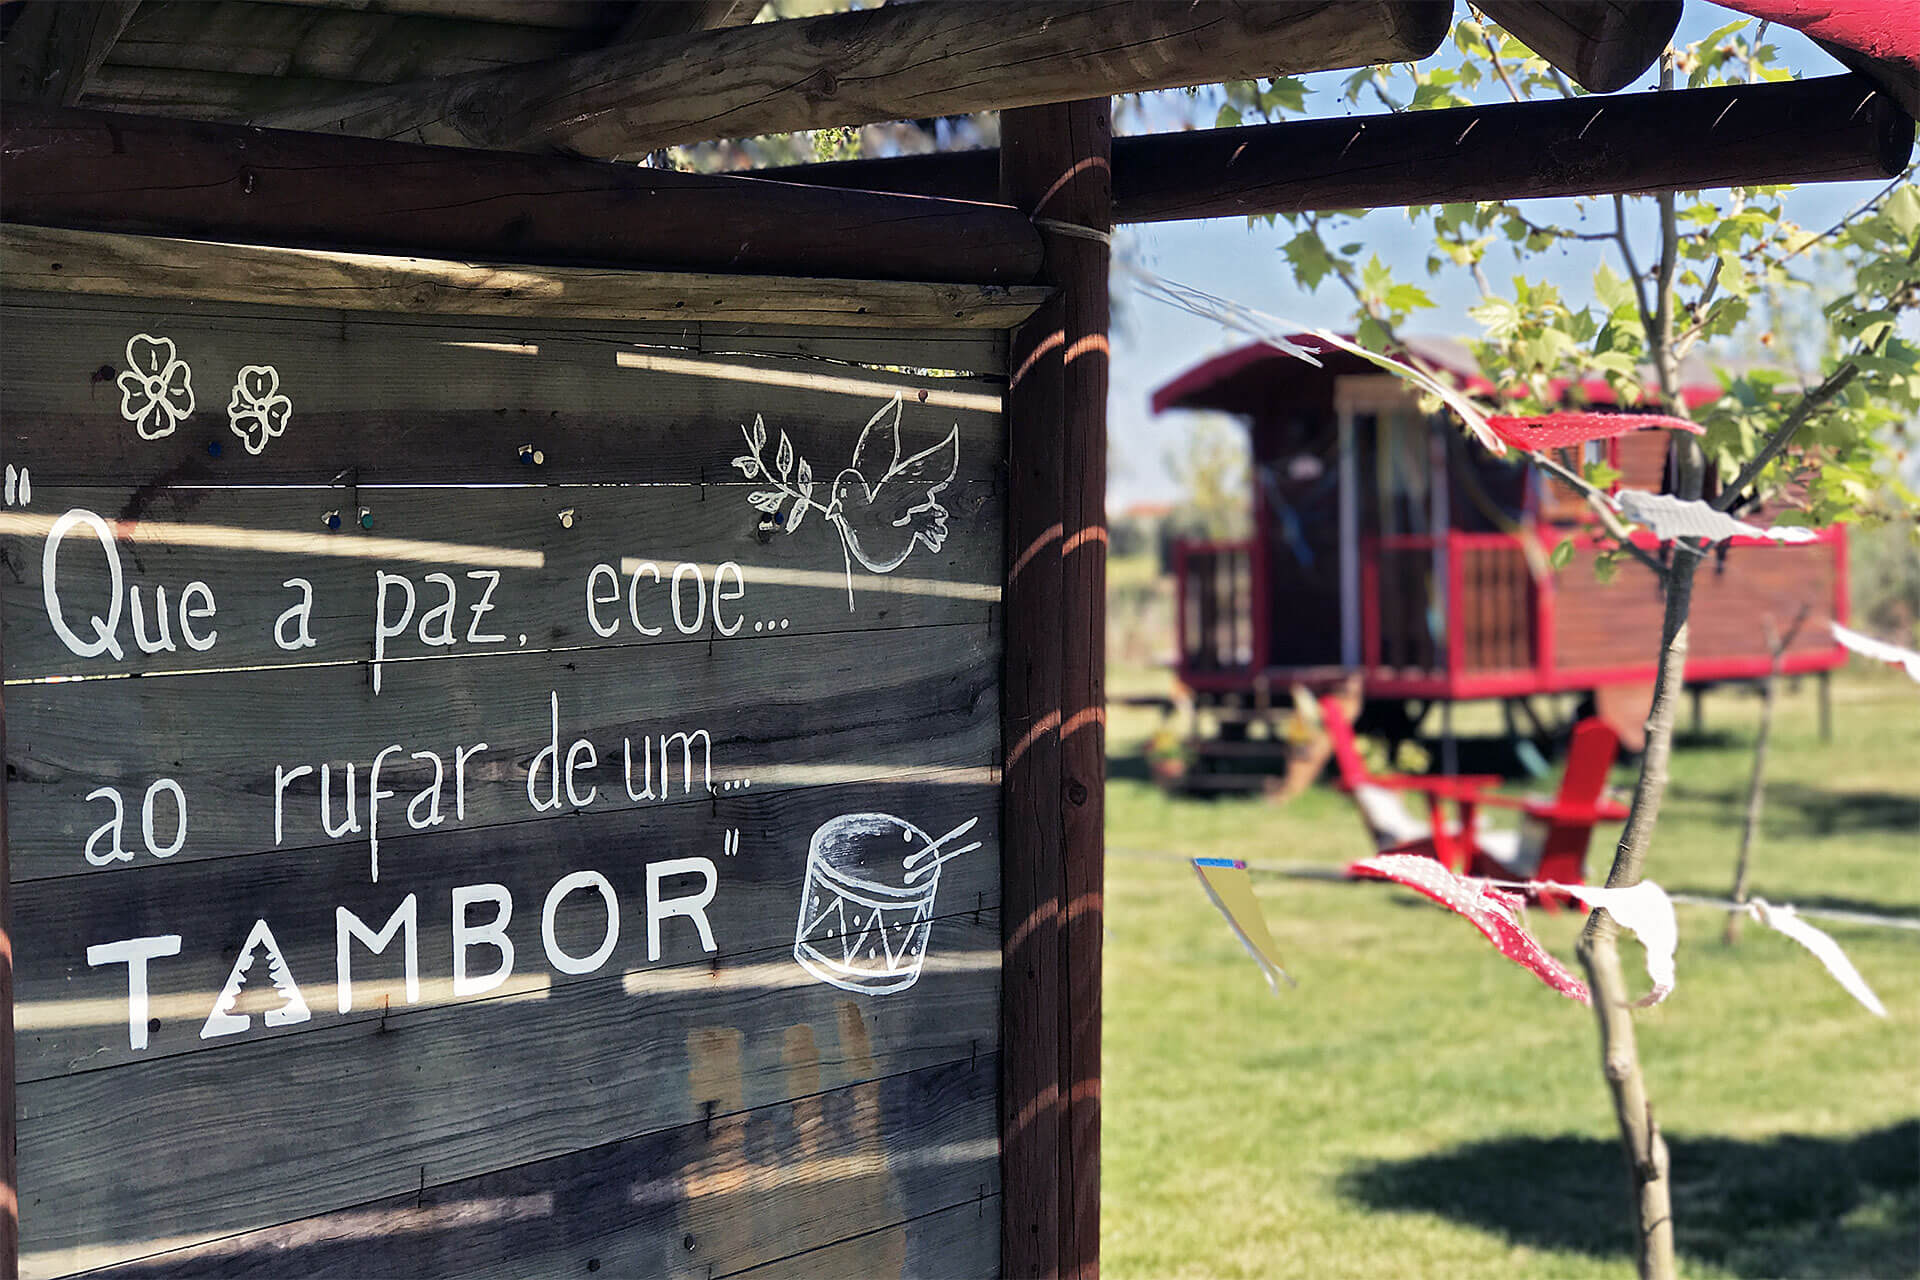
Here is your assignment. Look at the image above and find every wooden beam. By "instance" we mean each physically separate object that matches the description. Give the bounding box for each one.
[0,224,1050,329]
[1477,0,1681,94]
[249,1,1450,160]
[756,74,1916,221]
[999,98,1110,1280]
[0,1,140,105]
[0,105,1045,285]
[1,556,14,1280]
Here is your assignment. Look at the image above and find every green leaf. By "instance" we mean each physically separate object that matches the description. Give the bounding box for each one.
[1215,103,1242,129]
[1550,537,1575,570]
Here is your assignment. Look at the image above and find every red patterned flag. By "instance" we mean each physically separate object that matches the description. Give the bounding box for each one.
[1351,855,1590,1003]
[1487,411,1704,453]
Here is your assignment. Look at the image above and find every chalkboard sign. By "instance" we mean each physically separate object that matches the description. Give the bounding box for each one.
[1,281,1008,1276]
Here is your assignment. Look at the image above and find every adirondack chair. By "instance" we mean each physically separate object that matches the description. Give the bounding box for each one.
[1318,695,1499,871]
[1463,718,1628,888]
[1321,697,1628,899]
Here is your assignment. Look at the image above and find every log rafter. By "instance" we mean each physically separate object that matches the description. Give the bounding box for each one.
[756,74,1916,223]
[0,1,141,106]
[247,1,1450,160]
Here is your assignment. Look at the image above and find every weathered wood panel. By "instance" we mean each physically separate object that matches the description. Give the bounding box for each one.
[19,929,997,1277]
[726,1196,1001,1280]
[1,293,1007,487]
[1,227,1050,332]
[4,262,1008,1279]
[15,772,998,1079]
[3,480,999,679]
[5,622,997,880]
[87,1055,996,1279]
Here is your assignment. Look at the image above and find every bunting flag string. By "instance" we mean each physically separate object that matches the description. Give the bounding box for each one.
[1748,898,1889,1016]
[1192,858,1296,995]
[1486,411,1704,453]
[1613,490,1820,545]
[1349,855,1591,1003]
[1831,620,1920,683]
[1538,881,1677,1007]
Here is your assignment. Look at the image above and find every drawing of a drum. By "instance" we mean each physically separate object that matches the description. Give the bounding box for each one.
[793,812,978,995]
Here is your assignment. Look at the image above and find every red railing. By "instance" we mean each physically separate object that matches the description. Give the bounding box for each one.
[1361,532,1539,681]
[1174,538,1256,671]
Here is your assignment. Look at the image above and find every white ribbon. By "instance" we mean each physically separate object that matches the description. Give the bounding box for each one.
[1614,490,1819,546]
[1749,898,1888,1017]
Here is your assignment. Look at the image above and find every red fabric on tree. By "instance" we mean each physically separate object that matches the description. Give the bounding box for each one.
[1351,855,1591,1003]
[1486,411,1705,453]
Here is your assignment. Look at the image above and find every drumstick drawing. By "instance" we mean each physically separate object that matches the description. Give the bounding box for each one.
[902,816,981,880]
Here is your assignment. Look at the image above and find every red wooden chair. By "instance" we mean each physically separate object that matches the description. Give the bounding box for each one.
[1318,695,1499,871]
[1464,718,1627,888]
[1321,696,1628,900]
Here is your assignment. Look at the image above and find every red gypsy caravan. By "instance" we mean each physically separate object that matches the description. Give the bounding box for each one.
[1152,338,1849,755]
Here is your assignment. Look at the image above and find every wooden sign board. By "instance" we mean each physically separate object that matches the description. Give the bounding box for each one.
[1,260,1020,1277]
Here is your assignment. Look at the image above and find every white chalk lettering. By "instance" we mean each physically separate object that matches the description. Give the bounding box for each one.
[367,744,404,882]
[713,561,746,636]
[83,786,131,866]
[275,577,317,651]
[586,563,621,638]
[626,562,663,636]
[336,895,420,1013]
[452,883,514,996]
[128,584,174,654]
[178,581,217,651]
[140,778,187,859]
[88,934,181,1051]
[542,870,619,976]
[670,562,706,634]
[408,750,446,830]
[275,764,314,845]
[455,742,487,821]
[42,508,124,659]
[565,739,598,808]
[465,570,506,643]
[321,762,362,837]
[418,572,459,646]
[371,570,415,695]
[647,857,718,961]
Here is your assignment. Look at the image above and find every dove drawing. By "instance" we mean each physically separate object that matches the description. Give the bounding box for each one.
[731,394,963,609]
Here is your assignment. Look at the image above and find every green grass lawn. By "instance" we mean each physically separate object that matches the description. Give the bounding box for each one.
[1102,665,1920,1278]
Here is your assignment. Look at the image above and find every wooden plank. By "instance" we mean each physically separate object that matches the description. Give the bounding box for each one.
[4,621,998,881]
[104,3,587,82]
[756,74,1916,221]
[84,1056,996,1279]
[14,771,999,1079]
[249,1,1450,160]
[1476,0,1681,94]
[0,106,1046,286]
[16,924,998,1277]
[725,1196,999,1280]
[260,0,632,29]
[0,227,1050,331]
[0,2,141,105]
[1,480,1000,680]
[0,294,1007,487]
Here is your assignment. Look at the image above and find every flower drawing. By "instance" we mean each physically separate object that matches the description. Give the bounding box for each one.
[227,365,292,455]
[115,334,195,439]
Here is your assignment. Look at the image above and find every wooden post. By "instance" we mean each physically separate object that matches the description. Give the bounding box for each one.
[1000,97,1110,1280]
[1,564,14,1280]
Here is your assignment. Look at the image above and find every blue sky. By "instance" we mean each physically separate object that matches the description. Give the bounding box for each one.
[1107,13,1907,508]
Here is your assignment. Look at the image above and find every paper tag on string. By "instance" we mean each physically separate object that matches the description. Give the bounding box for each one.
[1351,855,1589,1003]
[1831,621,1920,683]
[1615,490,1819,545]
[1749,898,1888,1016]
[1553,881,1678,1006]
[1192,859,1295,995]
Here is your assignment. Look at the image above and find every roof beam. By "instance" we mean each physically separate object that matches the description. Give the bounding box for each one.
[248,0,1450,160]
[0,105,1044,285]
[0,1,140,105]
[754,74,1915,222]
[1476,0,1681,94]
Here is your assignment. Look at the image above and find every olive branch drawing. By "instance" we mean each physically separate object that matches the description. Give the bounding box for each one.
[732,414,816,532]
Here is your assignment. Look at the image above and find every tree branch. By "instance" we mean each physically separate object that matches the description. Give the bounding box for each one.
[1528,450,1665,574]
